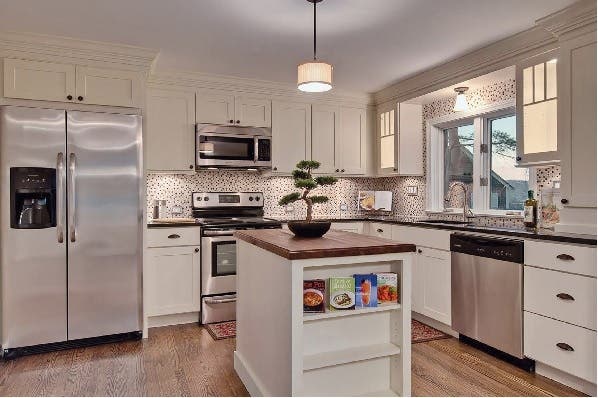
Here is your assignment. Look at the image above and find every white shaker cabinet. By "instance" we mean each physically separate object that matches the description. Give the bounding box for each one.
[311,104,339,174]
[557,32,597,208]
[3,58,142,107]
[337,107,367,175]
[271,100,311,174]
[196,90,271,127]
[234,96,272,127]
[3,58,76,102]
[413,246,451,325]
[398,102,424,175]
[145,88,196,172]
[377,101,398,175]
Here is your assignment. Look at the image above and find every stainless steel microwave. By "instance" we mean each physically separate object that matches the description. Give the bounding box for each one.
[195,124,272,170]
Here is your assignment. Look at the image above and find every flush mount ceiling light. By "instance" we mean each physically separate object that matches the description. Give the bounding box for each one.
[297,0,333,92]
[453,87,469,112]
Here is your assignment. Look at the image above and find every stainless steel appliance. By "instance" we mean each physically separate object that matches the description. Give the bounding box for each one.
[451,233,529,365]
[193,192,281,324]
[0,106,142,358]
[195,123,271,170]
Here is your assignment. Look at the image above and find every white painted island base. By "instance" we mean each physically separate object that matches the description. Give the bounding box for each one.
[234,240,412,397]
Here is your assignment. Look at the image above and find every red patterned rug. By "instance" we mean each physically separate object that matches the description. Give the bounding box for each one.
[205,321,236,340]
[412,319,450,343]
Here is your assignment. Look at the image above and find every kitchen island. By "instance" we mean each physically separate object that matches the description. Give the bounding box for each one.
[233,229,415,397]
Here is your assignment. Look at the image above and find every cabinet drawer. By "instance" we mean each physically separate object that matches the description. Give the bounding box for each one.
[524,266,596,330]
[147,227,201,248]
[524,312,596,383]
[391,225,450,250]
[330,222,363,234]
[525,241,596,277]
[369,223,391,239]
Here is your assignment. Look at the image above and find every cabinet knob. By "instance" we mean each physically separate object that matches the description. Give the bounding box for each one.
[273,167,278,171]
[229,119,234,123]
[417,249,422,254]
[341,169,345,173]
[67,95,73,100]
[561,198,569,204]
[377,229,383,233]
[189,164,194,169]
[393,168,398,172]
[335,169,340,172]
[556,342,574,352]
[77,96,83,101]
[516,156,522,161]
[195,248,200,253]
[236,120,240,124]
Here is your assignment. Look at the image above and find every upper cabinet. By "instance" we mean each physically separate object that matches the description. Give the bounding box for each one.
[311,104,340,174]
[376,101,423,176]
[557,31,597,209]
[337,107,367,175]
[196,89,271,127]
[3,58,142,108]
[146,88,196,172]
[516,49,559,166]
[271,100,311,174]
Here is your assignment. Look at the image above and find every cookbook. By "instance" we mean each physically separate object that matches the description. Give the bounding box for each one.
[354,274,378,308]
[303,279,326,313]
[328,277,355,311]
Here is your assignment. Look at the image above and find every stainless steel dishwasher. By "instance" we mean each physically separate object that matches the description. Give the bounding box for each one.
[451,233,530,366]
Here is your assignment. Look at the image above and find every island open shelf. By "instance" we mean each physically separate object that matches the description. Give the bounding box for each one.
[233,229,414,397]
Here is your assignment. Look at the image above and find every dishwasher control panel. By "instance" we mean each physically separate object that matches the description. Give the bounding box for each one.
[450,233,524,263]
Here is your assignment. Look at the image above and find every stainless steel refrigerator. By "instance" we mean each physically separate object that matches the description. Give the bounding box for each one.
[0,106,142,358]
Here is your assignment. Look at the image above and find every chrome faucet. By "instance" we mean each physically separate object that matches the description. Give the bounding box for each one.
[444,182,474,223]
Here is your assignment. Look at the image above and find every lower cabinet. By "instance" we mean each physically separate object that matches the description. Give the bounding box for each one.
[368,222,391,239]
[330,222,364,234]
[412,246,452,326]
[146,230,201,317]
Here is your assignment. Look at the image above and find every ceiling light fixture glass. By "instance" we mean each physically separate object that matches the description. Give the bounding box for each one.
[453,87,469,112]
[298,0,332,92]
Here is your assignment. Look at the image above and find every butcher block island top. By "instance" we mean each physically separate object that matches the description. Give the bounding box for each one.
[234,228,414,396]
[234,229,416,260]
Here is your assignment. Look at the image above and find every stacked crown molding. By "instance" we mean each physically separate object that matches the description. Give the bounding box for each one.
[373,0,595,105]
[0,30,158,73]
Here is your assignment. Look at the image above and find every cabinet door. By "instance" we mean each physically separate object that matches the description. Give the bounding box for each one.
[311,104,340,174]
[516,49,559,166]
[337,107,366,175]
[398,103,423,175]
[415,247,451,325]
[146,246,201,316]
[146,88,196,172]
[377,101,398,175]
[3,58,75,102]
[558,33,597,208]
[75,66,142,107]
[272,100,311,173]
[196,89,235,124]
[235,96,271,127]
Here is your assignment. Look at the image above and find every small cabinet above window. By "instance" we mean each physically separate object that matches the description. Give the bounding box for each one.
[516,50,559,166]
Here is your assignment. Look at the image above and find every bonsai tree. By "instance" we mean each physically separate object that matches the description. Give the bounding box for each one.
[278,160,338,222]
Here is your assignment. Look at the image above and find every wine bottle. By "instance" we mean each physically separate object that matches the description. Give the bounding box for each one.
[523,190,538,228]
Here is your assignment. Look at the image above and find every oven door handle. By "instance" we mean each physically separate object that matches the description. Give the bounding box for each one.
[203,231,236,237]
[204,296,237,305]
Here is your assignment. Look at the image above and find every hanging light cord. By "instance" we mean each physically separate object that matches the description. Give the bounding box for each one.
[313,1,317,60]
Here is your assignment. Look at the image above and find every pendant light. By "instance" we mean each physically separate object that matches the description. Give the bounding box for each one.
[297,0,333,92]
[453,87,469,112]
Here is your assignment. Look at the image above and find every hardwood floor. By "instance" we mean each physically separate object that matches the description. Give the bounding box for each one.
[0,323,584,396]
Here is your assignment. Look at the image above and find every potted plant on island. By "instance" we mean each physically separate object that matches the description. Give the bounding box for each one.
[279,160,338,238]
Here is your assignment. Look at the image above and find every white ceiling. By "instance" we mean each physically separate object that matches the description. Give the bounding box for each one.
[0,0,576,93]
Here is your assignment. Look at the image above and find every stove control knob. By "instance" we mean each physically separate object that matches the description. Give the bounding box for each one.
[249,197,254,201]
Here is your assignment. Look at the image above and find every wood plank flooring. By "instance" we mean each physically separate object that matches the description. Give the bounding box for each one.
[0,323,584,396]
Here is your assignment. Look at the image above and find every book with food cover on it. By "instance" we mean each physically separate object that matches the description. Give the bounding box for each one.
[329,277,355,311]
[354,274,377,308]
[377,272,399,305]
[303,279,325,313]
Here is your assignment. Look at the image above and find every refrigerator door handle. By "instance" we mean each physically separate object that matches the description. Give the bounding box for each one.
[56,152,65,243]
[68,153,77,242]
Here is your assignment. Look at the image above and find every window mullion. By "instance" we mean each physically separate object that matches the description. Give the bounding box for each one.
[472,117,486,212]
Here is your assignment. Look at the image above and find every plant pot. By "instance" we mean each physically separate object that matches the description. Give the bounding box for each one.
[287,220,331,238]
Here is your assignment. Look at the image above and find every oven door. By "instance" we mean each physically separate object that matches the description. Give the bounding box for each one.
[201,234,237,296]
[196,133,255,168]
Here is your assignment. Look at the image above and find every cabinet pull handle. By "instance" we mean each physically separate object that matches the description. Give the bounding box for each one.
[376,228,383,233]
[556,254,575,261]
[168,234,181,239]
[556,293,575,301]
[556,342,574,352]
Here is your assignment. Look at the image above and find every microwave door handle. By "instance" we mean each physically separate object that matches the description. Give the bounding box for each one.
[254,137,258,162]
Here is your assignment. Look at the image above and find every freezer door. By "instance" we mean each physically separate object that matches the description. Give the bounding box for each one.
[0,106,67,349]
[66,111,142,340]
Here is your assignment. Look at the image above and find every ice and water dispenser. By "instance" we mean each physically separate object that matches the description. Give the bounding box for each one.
[10,167,56,229]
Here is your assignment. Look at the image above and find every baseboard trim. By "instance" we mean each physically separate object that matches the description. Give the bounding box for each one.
[147,312,199,329]
[234,350,270,397]
[412,312,458,338]
[536,362,596,396]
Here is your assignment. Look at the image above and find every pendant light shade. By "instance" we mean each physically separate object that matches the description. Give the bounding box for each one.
[298,0,333,92]
[298,61,333,92]
[453,87,469,112]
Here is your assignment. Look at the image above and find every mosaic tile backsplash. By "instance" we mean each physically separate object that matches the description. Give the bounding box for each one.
[147,78,560,229]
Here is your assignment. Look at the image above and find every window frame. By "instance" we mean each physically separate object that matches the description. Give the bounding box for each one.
[426,98,532,216]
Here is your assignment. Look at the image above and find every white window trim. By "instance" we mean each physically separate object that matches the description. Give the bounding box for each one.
[426,98,529,216]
